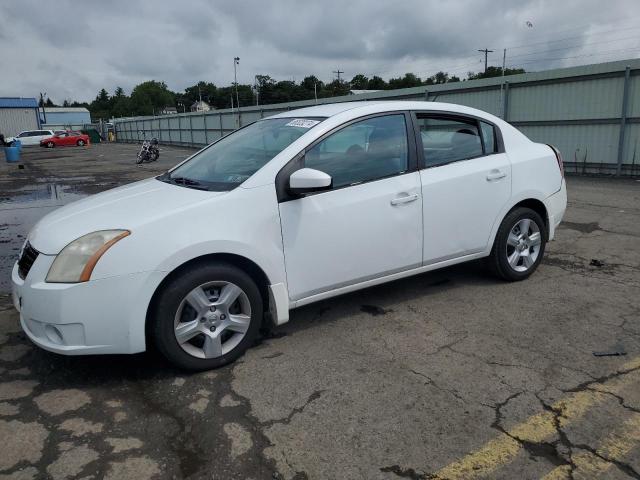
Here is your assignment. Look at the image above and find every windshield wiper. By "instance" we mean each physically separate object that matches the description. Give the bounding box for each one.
[164,176,210,191]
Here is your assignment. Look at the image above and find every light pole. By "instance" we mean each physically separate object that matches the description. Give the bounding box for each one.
[255,75,259,106]
[233,57,240,127]
[39,92,47,125]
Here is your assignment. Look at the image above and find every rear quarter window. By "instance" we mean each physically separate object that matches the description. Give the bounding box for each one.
[480,121,497,153]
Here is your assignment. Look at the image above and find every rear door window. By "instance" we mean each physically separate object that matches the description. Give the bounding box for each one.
[415,115,484,167]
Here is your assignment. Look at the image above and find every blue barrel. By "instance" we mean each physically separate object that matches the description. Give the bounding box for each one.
[13,139,22,150]
[4,146,20,163]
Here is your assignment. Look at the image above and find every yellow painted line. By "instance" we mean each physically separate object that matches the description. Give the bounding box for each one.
[434,357,640,480]
[541,413,640,479]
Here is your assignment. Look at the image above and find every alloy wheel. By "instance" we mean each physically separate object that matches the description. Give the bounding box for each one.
[505,218,542,272]
[173,281,251,359]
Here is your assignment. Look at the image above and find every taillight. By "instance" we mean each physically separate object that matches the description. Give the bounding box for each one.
[548,144,564,178]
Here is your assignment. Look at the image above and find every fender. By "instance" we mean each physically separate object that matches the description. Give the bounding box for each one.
[483,189,549,256]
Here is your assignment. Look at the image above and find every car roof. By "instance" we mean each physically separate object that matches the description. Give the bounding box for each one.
[268,100,503,122]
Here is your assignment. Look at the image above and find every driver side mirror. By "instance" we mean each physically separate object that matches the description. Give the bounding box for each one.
[288,168,332,195]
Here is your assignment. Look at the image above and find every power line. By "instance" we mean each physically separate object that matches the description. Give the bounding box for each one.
[498,33,640,61]
[507,46,640,68]
[364,21,640,79]
[505,24,640,50]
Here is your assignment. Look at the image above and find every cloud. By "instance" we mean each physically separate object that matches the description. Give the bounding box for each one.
[2,0,639,103]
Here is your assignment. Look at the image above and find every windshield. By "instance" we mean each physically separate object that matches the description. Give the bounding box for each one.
[160,117,324,191]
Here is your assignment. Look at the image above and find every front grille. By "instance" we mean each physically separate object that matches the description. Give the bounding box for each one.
[18,242,39,280]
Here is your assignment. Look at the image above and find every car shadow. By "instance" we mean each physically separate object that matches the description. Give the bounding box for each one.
[2,259,500,385]
[267,259,497,337]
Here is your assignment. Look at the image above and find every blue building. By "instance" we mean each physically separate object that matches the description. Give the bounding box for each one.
[42,107,91,130]
[0,97,40,136]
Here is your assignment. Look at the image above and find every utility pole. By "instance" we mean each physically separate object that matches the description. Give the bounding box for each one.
[502,48,506,76]
[500,48,507,119]
[39,92,47,124]
[233,57,240,128]
[233,57,240,109]
[314,82,318,104]
[478,48,494,73]
[333,69,344,83]
[254,75,259,106]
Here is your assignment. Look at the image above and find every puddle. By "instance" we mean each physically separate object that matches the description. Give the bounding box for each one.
[0,184,88,292]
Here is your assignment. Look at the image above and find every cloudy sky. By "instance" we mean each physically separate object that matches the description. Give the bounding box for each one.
[3,0,640,103]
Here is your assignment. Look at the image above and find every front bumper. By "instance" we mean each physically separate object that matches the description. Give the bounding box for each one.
[11,253,166,355]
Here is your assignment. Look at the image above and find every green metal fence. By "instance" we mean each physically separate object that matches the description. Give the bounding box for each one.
[114,58,640,176]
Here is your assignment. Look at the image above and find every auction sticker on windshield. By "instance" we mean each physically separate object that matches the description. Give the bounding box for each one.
[285,119,321,128]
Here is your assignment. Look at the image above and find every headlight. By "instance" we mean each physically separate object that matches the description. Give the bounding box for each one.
[46,230,130,283]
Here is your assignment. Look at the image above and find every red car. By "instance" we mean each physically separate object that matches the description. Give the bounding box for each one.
[40,131,90,148]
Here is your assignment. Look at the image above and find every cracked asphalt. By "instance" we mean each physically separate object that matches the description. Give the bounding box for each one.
[1,143,639,479]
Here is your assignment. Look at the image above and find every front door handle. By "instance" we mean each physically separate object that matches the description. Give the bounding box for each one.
[390,193,419,206]
[486,169,507,181]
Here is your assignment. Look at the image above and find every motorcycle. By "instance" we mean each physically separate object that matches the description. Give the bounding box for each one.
[136,133,160,164]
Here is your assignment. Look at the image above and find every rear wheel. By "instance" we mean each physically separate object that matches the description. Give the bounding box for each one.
[150,263,263,371]
[77,139,85,146]
[488,207,546,281]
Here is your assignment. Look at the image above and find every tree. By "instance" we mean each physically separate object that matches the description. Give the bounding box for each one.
[350,74,369,90]
[368,76,387,90]
[88,88,112,120]
[183,81,218,107]
[129,81,175,116]
[300,75,323,94]
[467,66,525,80]
[324,79,351,97]
[113,86,125,98]
[388,73,422,89]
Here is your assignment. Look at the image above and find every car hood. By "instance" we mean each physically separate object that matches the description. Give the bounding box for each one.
[29,178,225,254]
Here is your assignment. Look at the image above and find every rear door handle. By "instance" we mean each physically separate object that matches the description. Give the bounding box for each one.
[390,193,419,206]
[486,169,507,181]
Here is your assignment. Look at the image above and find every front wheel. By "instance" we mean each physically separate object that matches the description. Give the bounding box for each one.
[46,141,55,148]
[488,207,547,281]
[149,263,263,371]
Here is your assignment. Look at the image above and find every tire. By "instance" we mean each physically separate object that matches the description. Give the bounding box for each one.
[150,262,263,371]
[151,150,159,161]
[46,141,55,148]
[488,207,547,281]
[77,139,85,146]
[135,154,145,164]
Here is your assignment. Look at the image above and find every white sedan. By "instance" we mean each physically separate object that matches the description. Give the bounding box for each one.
[12,101,567,370]
[8,129,55,146]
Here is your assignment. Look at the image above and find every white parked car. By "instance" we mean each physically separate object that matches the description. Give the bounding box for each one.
[12,102,567,370]
[8,129,55,146]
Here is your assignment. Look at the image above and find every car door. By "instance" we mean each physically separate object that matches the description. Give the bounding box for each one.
[17,131,36,145]
[278,113,423,301]
[414,112,511,264]
[63,133,76,146]
[34,130,50,144]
